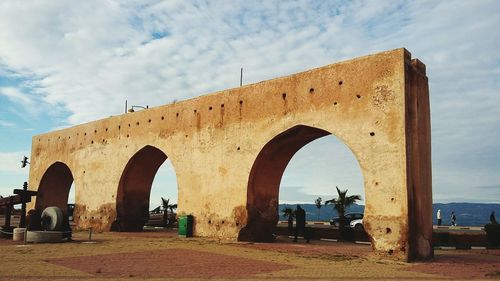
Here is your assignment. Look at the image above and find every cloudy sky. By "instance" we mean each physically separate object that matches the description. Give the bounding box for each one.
[0,0,499,207]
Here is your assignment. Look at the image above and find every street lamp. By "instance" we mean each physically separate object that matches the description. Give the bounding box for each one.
[128,105,149,113]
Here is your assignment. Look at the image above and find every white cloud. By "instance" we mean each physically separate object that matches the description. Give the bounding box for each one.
[0,151,30,174]
[0,87,43,117]
[0,87,32,105]
[0,119,15,128]
[0,0,498,203]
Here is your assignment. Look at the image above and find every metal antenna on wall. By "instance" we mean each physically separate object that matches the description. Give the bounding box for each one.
[240,67,243,87]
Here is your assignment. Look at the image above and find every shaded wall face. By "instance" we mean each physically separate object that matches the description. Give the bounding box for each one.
[115,145,167,231]
[405,59,433,260]
[35,162,73,215]
[239,125,330,242]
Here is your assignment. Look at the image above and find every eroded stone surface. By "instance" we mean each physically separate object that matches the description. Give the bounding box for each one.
[28,48,432,261]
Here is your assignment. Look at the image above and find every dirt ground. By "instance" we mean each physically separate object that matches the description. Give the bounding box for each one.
[0,229,498,280]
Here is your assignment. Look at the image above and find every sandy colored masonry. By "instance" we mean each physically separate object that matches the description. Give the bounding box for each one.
[28,48,432,261]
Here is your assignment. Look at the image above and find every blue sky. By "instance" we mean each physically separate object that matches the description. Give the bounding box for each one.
[0,0,499,206]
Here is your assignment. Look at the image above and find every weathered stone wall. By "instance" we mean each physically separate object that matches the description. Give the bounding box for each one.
[28,48,432,261]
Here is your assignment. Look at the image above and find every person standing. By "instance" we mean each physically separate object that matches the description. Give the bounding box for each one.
[294,205,307,242]
[490,211,497,224]
[451,211,457,226]
[437,209,442,226]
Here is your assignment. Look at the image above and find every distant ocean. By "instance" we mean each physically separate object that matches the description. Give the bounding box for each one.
[279,202,500,226]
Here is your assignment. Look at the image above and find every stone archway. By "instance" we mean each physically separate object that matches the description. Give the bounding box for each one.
[28,49,432,261]
[35,161,74,216]
[239,125,366,242]
[114,145,169,231]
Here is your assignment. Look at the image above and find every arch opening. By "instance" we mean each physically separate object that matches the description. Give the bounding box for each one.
[114,145,177,231]
[239,125,366,242]
[35,161,74,217]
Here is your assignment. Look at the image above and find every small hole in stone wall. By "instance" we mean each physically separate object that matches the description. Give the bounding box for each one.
[102,139,105,143]
[208,220,212,224]
[239,100,243,105]
[80,142,82,145]
[84,132,87,136]
[136,122,139,126]
[386,227,392,234]
[148,119,151,123]
[84,217,87,219]
[375,182,379,186]
[209,106,212,110]
[356,94,361,99]
[58,136,60,139]
[128,123,131,127]
[194,109,197,113]
[68,136,71,139]
[77,133,79,136]
[309,88,314,93]
[282,93,286,99]
[94,129,97,133]
[105,128,108,132]
[161,116,164,120]
[100,217,102,220]
[370,132,375,136]
[388,249,393,255]
[38,138,41,142]
[237,147,240,150]
[339,80,343,85]
[91,217,94,219]
[221,104,224,108]
[222,220,225,224]
[333,102,338,105]
[91,140,94,144]
[83,170,86,174]
[48,139,50,141]
[185,134,188,138]
[118,125,121,130]
[391,197,395,201]
[236,222,239,226]
[176,113,179,117]
[127,134,130,138]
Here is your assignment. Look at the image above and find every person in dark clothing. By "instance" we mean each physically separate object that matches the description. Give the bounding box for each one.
[451,211,457,226]
[26,209,42,230]
[287,214,294,235]
[293,205,309,243]
[490,211,497,224]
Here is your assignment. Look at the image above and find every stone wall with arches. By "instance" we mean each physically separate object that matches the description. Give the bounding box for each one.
[28,48,432,261]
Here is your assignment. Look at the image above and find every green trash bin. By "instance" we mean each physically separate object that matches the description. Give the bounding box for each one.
[178,215,193,237]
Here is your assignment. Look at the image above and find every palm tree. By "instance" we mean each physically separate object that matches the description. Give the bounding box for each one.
[324,187,361,236]
[282,207,296,235]
[161,197,178,227]
[315,197,322,220]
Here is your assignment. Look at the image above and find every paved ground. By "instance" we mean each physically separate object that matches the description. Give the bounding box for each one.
[0,229,498,280]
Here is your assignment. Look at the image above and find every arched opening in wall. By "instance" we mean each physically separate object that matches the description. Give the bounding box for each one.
[35,162,74,218]
[114,145,178,232]
[238,125,366,243]
[149,158,178,229]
